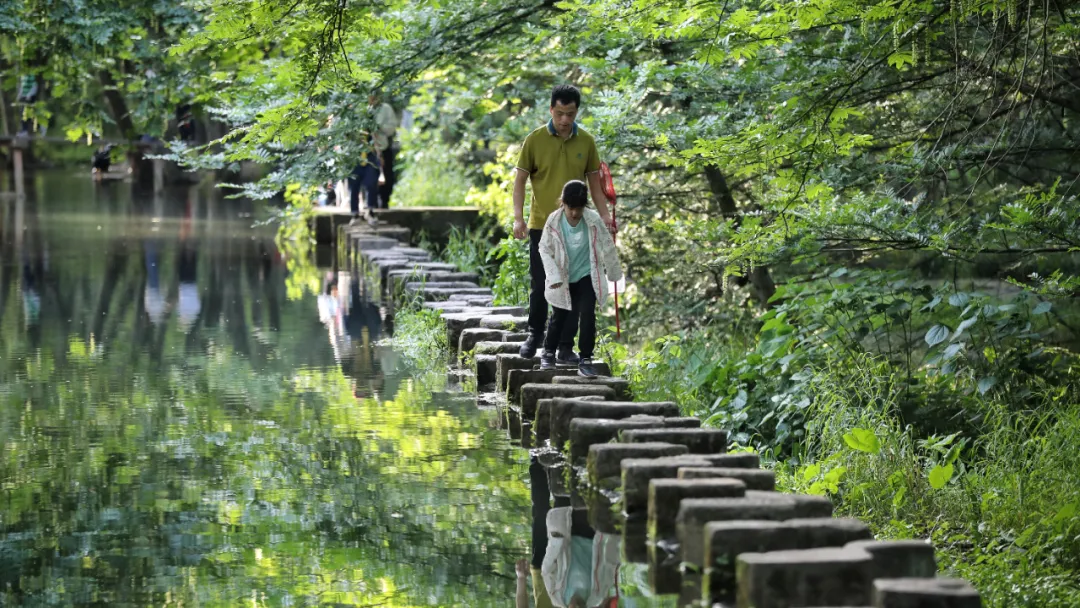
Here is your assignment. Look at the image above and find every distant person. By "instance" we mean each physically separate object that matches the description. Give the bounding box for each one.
[176,104,196,141]
[537,180,622,378]
[348,91,393,226]
[15,74,39,136]
[513,84,615,362]
[371,92,398,208]
[91,144,116,179]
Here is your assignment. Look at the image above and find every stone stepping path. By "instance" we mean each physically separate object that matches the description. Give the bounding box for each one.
[343,221,983,608]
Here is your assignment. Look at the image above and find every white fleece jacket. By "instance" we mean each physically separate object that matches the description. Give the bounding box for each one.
[538,207,623,311]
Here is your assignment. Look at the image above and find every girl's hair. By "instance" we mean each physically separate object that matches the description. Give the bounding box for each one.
[560,180,589,208]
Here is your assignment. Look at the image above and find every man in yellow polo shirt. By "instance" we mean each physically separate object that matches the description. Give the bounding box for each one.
[513,84,615,360]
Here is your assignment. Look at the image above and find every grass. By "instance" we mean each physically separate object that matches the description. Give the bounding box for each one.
[606,321,1080,607]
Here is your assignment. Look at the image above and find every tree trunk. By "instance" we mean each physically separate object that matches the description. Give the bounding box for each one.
[703,165,776,306]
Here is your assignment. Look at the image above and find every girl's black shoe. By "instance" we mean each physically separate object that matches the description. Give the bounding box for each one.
[578,358,598,378]
[540,351,557,370]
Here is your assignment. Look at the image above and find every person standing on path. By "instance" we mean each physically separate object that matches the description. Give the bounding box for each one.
[538,181,623,379]
[348,91,397,225]
[513,85,615,361]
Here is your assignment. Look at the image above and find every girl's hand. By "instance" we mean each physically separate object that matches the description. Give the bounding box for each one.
[515,559,529,578]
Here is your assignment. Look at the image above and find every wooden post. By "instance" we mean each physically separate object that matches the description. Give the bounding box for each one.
[153,158,165,194]
[13,145,25,199]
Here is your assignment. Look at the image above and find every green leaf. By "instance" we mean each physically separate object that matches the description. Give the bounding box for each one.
[843,428,881,454]
[802,463,821,482]
[928,463,954,489]
[1033,301,1052,315]
[977,376,997,394]
[925,325,949,347]
[952,315,978,338]
[948,293,970,307]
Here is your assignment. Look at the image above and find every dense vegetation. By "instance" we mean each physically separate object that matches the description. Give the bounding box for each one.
[5,0,1080,604]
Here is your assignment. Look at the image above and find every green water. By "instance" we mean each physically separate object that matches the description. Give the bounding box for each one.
[0,172,531,606]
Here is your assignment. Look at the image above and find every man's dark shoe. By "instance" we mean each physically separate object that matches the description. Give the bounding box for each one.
[578,357,599,378]
[540,350,557,370]
[556,347,580,366]
[519,334,541,358]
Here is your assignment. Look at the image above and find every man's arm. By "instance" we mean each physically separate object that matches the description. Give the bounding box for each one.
[513,168,529,240]
[586,172,615,232]
[515,559,529,608]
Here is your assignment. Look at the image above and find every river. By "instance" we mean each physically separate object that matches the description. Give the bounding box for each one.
[0,171,532,606]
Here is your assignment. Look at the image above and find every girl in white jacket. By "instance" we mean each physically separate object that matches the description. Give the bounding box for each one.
[538,180,624,378]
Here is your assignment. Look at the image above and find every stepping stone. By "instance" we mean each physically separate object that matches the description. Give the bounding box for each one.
[479,314,528,332]
[621,428,728,454]
[415,287,493,302]
[782,517,872,550]
[474,354,498,387]
[745,489,834,518]
[678,466,777,490]
[472,341,523,356]
[736,547,874,608]
[549,399,680,448]
[458,328,508,355]
[845,540,937,579]
[568,418,666,463]
[520,383,615,421]
[700,520,792,602]
[352,235,399,250]
[504,332,530,342]
[586,442,690,533]
[506,369,581,404]
[649,479,749,539]
[444,309,523,351]
[551,375,633,400]
[534,395,610,445]
[873,578,980,608]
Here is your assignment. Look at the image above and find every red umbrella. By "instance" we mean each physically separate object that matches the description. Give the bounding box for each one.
[599,162,621,338]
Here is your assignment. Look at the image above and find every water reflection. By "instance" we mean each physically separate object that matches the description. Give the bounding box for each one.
[0,173,530,606]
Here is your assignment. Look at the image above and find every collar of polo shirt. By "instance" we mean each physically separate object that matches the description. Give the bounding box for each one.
[547,118,578,138]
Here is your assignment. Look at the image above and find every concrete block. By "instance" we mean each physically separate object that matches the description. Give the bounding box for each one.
[495,354,538,394]
[521,383,615,420]
[444,310,518,351]
[677,496,800,569]
[586,443,689,534]
[473,341,523,356]
[587,443,690,482]
[411,286,492,302]
[660,417,703,428]
[846,540,937,579]
[701,521,792,603]
[736,547,874,608]
[648,478,747,542]
[504,332,531,342]
[622,428,728,454]
[746,490,835,518]
[873,578,980,608]
[474,354,497,387]
[550,399,680,449]
[507,369,582,404]
[678,466,777,490]
[568,418,664,463]
[534,396,609,444]
[551,375,633,399]
[458,328,507,355]
[622,456,717,516]
[479,314,529,332]
[786,517,871,548]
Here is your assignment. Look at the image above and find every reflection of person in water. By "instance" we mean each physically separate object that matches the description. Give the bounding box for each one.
[144,239,166,325]
[520,457,620,608]
[319,272,384,396]
[177,197,201,332]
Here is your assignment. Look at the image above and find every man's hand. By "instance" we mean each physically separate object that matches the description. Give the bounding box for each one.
[513,218,527,240]
[515,559,529,579]
[602,212,618,236]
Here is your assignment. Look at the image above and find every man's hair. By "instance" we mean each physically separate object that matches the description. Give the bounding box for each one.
[561,180,589,208]
[550,84,581,109]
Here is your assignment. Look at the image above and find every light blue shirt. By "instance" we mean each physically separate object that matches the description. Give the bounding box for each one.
[560,213,591,284]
